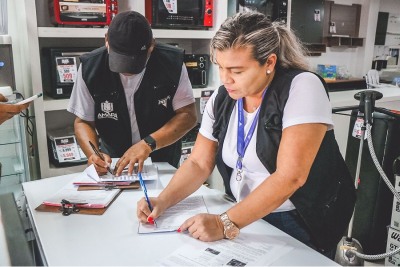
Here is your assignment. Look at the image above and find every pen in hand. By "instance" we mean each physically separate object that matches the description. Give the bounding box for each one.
[138,172,157,227]
[88,141,113,176]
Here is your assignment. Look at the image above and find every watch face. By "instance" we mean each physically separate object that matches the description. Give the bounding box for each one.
[225,225,240,240]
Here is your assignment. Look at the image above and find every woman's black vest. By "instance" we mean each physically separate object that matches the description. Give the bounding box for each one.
[80,43,183,167]
[212,68,356,250]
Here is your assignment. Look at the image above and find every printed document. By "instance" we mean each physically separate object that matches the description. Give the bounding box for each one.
[43,181,120,208]
[138,195,208,234]
[85,158,158,182]
[159,234,292,266]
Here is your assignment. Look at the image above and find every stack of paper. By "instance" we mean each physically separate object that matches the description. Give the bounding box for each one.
[43,182,120,209]
[89,158,158,183]
[73,158,158,186]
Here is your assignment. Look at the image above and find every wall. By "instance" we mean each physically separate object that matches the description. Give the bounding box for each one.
[307,0,381,79]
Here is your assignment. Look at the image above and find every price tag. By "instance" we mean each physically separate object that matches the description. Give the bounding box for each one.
[200,90,214,114]
[54,136,81,163]
[56,57,78,84]
[180,147,192,167]
[352,112,368,140]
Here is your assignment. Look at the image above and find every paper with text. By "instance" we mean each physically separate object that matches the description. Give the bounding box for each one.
[85,158,158,182]
[138,195,208,234]
[43,181,120,208]
[159,234,292,266]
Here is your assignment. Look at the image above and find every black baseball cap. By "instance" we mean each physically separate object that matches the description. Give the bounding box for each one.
[108,11,153,74]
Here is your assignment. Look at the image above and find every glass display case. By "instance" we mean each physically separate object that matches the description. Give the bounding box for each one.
[0,114,30,198]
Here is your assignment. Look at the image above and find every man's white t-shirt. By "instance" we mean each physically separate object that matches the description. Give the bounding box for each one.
[199,72,334,212]
[68,63,195,144]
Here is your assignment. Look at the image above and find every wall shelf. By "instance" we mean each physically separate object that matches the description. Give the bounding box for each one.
[38,27,216,39]
[324,36,363,47]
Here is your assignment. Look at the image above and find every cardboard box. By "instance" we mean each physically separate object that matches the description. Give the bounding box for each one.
[385,227,400,265]
[391,175,400,231]
[317,64,337,81]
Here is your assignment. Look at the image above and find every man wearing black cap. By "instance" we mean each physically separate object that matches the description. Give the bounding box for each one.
[67,11,197,175]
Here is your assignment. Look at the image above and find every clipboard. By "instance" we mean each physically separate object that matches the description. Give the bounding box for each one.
[77,181,139,191]
[36,190,122,216]
[35,203,108,215]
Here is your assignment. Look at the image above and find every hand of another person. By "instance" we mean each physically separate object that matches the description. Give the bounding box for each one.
[137,197,167,225]
[113,140,152,176]
[88,152,112,175]
[0,94,30,125]
[178,214,225,242]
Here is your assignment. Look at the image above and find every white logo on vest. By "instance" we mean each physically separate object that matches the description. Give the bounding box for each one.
[98,100,118,120]
[158,96,171,108]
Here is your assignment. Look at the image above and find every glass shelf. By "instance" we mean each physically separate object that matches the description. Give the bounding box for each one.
[0,128,20,145]
[0,156,24,177]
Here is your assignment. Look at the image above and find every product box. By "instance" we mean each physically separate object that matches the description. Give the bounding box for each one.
[385,227,400,266]
[391,175,400,231]
[317,64,337,81]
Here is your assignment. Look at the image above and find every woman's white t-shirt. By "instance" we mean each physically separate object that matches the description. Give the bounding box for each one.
[199,72,334,212]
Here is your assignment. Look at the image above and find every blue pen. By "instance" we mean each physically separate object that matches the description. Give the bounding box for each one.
[138,172,157,227]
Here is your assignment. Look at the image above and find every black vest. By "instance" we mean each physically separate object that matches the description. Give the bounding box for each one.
[213,68,356,250]
[80,44,184,167]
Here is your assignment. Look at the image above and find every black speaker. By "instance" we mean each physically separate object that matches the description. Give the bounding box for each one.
[346,111,400,254]
[184,54,209,88]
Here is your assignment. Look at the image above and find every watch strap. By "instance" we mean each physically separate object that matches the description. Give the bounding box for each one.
[143,135,156,151]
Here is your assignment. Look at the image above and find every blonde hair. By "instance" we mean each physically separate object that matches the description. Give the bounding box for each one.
[210,12,310,71]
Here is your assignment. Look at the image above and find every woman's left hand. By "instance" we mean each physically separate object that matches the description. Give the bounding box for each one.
[178,213,225,241]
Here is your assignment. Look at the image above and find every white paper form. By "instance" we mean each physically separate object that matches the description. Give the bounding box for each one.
[43,182,120,208]
[138,196,208,234]
[159,234,292,266]
[84,158,158,182]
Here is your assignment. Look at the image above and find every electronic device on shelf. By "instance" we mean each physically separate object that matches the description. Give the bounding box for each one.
[145,0,213,29]
[236,0,288,24]
[49,0,118,26]
[42,47,96,99]
[184,54,209,88]
[47,128,87,167]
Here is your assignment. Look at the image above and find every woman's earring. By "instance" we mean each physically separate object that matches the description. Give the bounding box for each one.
[266,70,271,75]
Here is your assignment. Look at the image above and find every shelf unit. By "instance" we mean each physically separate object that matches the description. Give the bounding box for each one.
[324,36,364,47]
[0,116,30,196]
[25,0,227,178]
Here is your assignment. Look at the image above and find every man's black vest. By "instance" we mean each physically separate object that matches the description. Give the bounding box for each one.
[212,68,356,250]
[80,43,183,167]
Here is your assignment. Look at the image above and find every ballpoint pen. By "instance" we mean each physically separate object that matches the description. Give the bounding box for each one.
[138,172,157,227]
[88,141,113,176]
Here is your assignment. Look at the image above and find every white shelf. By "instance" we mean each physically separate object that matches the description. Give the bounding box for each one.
[152,29,216,39]
[43,97,70,111]
[192,87,218,98]
[38,27,216,39]
[38,27,107,38]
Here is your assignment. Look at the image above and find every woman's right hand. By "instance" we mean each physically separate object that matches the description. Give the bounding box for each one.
[88,152,112,175]
[137,197,167,225]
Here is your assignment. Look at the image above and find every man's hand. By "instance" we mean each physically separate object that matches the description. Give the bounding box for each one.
[0,94,29,125]
[113,140,152,176]
[88,152,112,175]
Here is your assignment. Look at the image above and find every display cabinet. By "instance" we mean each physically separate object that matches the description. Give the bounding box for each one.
[25,0,228,178]
[0,115,30,197]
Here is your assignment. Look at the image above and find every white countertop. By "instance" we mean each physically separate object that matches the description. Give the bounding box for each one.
[23,163,338,266]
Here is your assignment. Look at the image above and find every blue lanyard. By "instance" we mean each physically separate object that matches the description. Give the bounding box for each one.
[236,88,267,181]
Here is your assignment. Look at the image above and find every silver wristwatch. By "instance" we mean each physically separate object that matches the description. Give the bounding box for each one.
[220,212,240,240]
